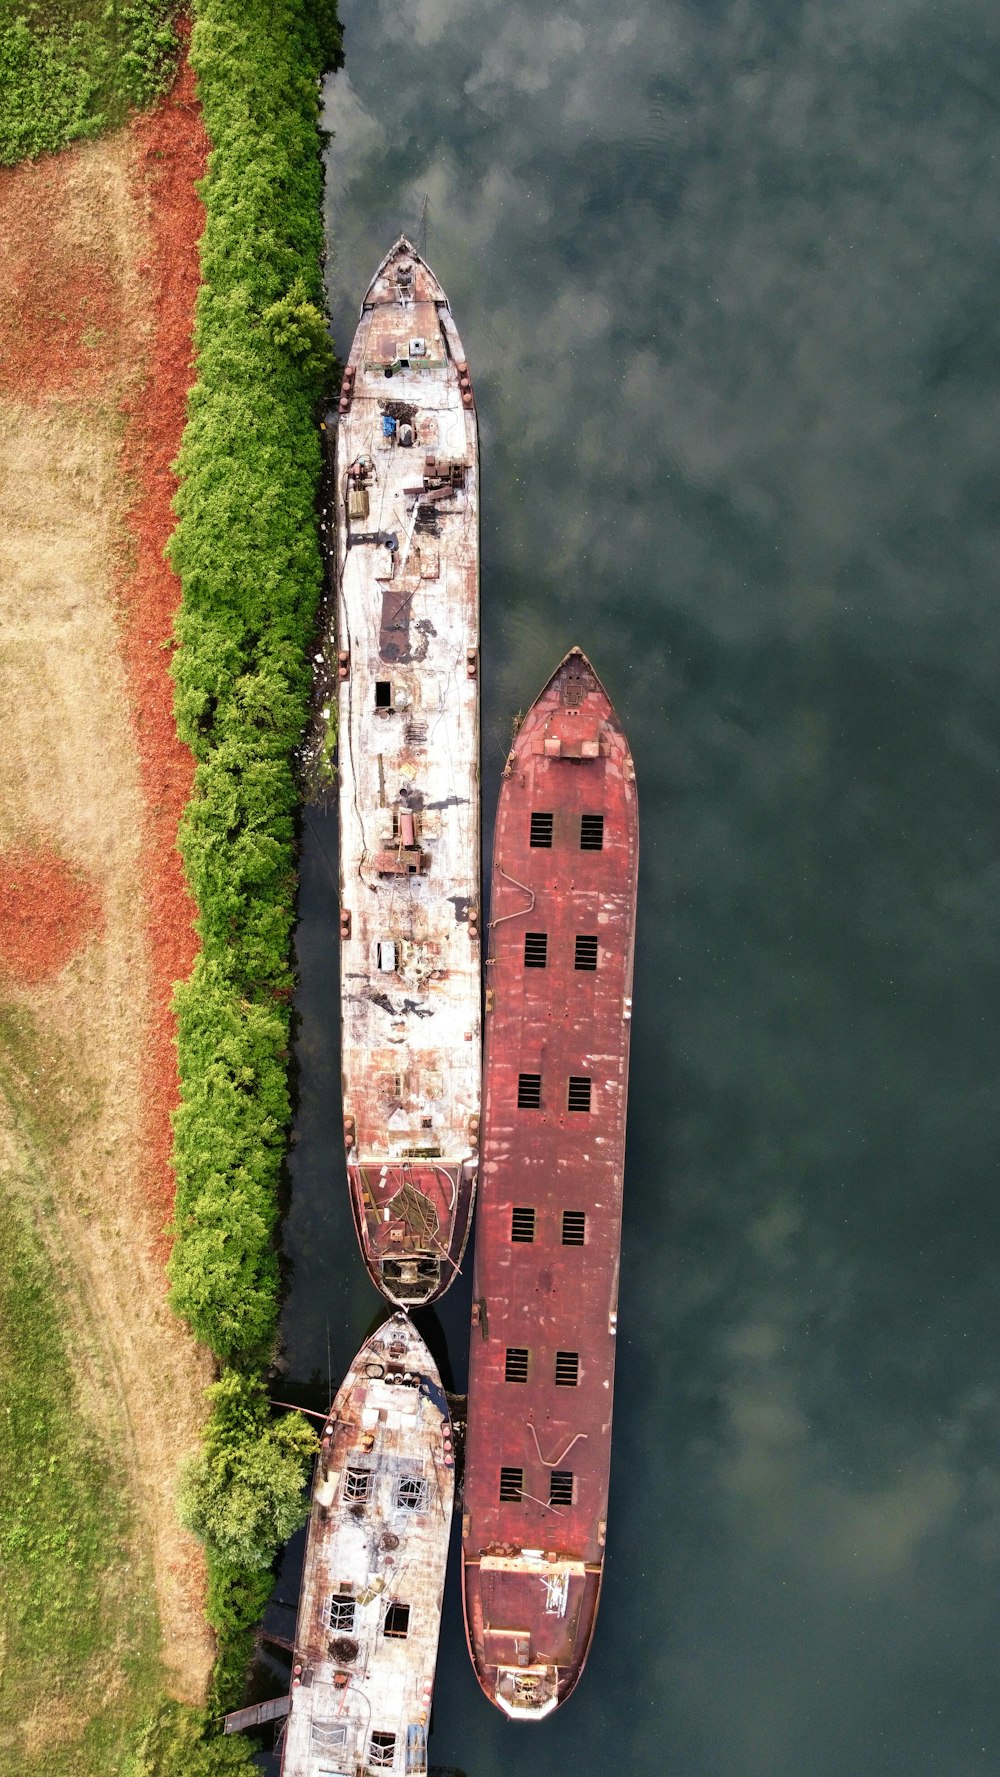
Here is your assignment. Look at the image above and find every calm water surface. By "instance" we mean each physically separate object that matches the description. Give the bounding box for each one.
[276,4,1000,1772]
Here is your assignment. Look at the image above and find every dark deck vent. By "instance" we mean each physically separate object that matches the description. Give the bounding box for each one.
[530,811,554,848]
[383,1602,410,1639]
[567,1076,592,1113]
[511,1206,536,1243]
[523,931,548,968]
[555,1350,579,1387]
[574,934,598,971]
[505,1347,529,1383]
[561,1210,586,1246]
[579,813,604,850]
[549,1470,574,1506]
[518,1072,542,1109]
[499,1466,524,1502]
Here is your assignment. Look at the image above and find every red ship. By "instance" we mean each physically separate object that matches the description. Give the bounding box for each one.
[461,648,639,1719]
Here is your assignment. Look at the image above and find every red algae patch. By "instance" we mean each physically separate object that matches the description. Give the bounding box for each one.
[0,158,126,401]
[0,847,103,984]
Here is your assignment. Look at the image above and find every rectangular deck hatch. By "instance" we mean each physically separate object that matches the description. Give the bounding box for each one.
[529,812,554,848]
[511,1206,536,1242]
[549,1470,574,1506]
[517,1073,542,1109]
[396,1476,427,1510]
[561,1210,586,1246]
[580,813,604,850]
[384,1602,410,1639]
[505,1347,529,1383]
[499,1466,524,1502]
[574,934,598,970]
[523,931,548,968]
[329,1594,357,1630]
[555,1351,579,1387]
[369,1732,397,1769]
[567,1076,592,1112]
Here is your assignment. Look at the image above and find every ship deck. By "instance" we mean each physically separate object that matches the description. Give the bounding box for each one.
[461,649,639,1718]
[335,238,480,1307]
[280,1315,455,1777]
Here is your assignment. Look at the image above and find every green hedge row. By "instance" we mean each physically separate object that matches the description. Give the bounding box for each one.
[168,0,340,1365]
[165,0,342,1722]
[0,0,179,164]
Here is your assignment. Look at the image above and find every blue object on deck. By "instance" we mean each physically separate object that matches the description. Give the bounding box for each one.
[382,415,397,437]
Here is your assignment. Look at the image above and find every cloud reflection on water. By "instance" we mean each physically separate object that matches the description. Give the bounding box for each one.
[316,4,1000,1771]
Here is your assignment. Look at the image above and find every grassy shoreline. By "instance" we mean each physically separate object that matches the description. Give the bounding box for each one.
[167,0,343,1716]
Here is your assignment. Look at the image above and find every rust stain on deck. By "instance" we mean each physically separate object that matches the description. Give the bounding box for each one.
[336,239,481,1307]
[280,1315,455,1777]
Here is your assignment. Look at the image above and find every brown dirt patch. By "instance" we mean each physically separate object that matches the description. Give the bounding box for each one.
[0,847,103,984]
[0,148,139,402]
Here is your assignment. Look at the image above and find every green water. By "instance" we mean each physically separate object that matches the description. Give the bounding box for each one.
[277,4,1000,1771]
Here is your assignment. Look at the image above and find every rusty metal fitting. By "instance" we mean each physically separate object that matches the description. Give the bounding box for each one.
[340,908,351,940]
[338,647,350,679]
[462,391,474,407]
[466,646,478,678]
[343,1113,356,1142]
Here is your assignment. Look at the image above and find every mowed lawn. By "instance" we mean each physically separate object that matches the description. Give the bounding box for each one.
[0,1102,161,1773]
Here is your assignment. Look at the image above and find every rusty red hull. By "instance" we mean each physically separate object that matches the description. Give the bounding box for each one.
[461,649,638,1719]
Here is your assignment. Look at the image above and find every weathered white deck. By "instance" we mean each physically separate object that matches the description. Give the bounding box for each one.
[280,1315,455,1777]
[336,238,481,1306]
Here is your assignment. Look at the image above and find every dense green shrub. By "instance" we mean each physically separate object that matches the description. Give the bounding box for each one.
[0,1,179,164]
[167,0,341,1366]
[179,1373,317,1567]
[165,0,342,1720]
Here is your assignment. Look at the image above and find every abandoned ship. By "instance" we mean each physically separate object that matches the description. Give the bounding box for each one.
[278,1315,455,1776]
[335,238,481,1307]
[460,649,639,1719]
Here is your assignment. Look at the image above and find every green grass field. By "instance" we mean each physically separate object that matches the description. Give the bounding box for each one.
[0,0,179,164]
[0,1000,254,1775]
[0,1159,162,1773]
